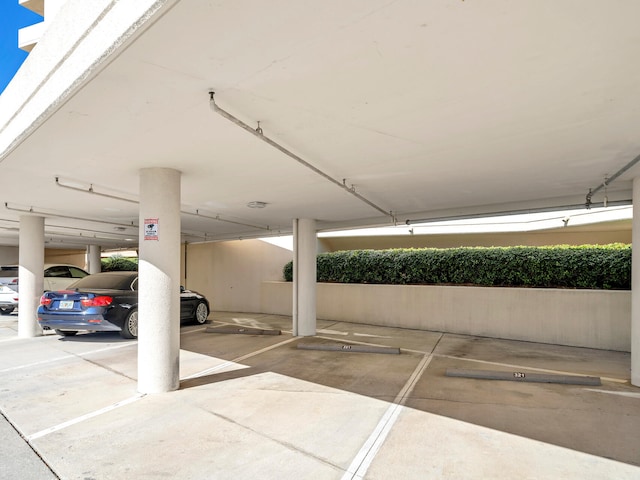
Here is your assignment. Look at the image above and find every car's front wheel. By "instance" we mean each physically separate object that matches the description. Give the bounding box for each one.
[193,301,209,325]
[121,309,138,339]
[55,329,77,336]
[0,307,15,315]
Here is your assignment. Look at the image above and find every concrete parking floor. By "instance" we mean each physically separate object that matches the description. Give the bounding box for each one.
[0,311,639,479]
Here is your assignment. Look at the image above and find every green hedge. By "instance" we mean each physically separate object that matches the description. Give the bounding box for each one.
[282,244,631,290]
[101,256,138,272]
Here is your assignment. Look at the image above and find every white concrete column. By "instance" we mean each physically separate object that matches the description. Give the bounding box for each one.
[632,177,640,386]
[138,168,181,393]
[292,218,317,336]
[86,245,102,274]
[18,215,44,338]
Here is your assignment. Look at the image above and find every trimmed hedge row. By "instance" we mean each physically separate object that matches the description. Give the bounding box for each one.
[283,244,631,290]
[101,256,138,272]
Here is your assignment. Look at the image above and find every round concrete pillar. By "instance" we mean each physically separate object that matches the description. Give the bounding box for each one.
[138,168,181,393]
[293,218,317,336]
[632,177,640,387]
[87,245,102,274]
[18,215,44,338]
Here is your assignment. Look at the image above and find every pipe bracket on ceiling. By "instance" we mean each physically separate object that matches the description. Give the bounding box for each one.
[208,91,397,224]
[585,152,640,209]
[56,177,138,204]
[5,202,137,228]
[54,177,272,232]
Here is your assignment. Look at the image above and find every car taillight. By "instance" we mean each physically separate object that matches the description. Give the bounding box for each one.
[9,278,18,285]
[40,295,51,306]
[81,296,113,307]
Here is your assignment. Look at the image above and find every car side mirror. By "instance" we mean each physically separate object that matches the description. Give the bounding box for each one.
[180,285,185,293]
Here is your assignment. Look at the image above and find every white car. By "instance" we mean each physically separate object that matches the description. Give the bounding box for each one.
[42,264,91,291]
[0,264,90,315]
[0,283,18,315]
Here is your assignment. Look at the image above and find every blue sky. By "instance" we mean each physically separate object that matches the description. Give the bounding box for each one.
[0,1,42,94]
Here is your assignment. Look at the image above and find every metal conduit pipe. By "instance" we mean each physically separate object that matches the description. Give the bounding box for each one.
[586,152,640,208]
[182,209,270,231]
[7,201,265,243]
[209,92,396,223]
[46,224,134,238]
[404,199,632,226]
[0,213,132,242]
[55,177,271,231]
[5,202,137,228]
[56,177,138,203]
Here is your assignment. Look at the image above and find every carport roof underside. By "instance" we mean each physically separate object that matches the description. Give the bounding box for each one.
[0,0,639,249]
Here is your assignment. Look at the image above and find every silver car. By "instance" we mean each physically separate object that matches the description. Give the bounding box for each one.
[0,264,90,315]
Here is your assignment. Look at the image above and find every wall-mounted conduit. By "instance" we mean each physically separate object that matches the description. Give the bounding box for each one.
[208,91,396,224]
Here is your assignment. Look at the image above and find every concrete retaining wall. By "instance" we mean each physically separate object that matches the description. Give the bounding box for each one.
[261,281,631,352]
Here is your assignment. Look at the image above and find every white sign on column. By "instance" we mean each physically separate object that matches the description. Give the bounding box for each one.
[144,218,159,240]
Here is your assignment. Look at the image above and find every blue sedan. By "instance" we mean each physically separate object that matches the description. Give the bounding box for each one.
[38,271,210,339]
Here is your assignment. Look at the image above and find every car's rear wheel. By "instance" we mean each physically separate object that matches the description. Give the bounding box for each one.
[121,309,138,339]
[54,329,77,336]
[193,301,209,325]
[0,307,15,315]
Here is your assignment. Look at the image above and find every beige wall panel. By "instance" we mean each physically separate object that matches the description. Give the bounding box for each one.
[186,240,292,313]
[44,248,86,268]
[0,246,19,265]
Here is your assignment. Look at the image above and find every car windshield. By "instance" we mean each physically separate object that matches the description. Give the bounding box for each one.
[68,274,137,290]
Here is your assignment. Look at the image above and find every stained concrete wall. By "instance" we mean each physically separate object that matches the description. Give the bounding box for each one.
[261,282,631,352]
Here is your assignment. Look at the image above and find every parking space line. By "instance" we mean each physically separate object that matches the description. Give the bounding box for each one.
[0,355,75,374]
[27,394,146,441]
[341,353,434,480]
[181,336,299,380]
[584,388,640,398]
[0,342,135,374]
[21,334,297,441]
[180,326,207,335]
[0,336,20,343]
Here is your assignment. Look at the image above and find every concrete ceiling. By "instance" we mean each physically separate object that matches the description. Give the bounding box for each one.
[1,0,639,249]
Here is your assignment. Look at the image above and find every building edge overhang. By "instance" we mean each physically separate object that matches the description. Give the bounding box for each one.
[0,0,178,165]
